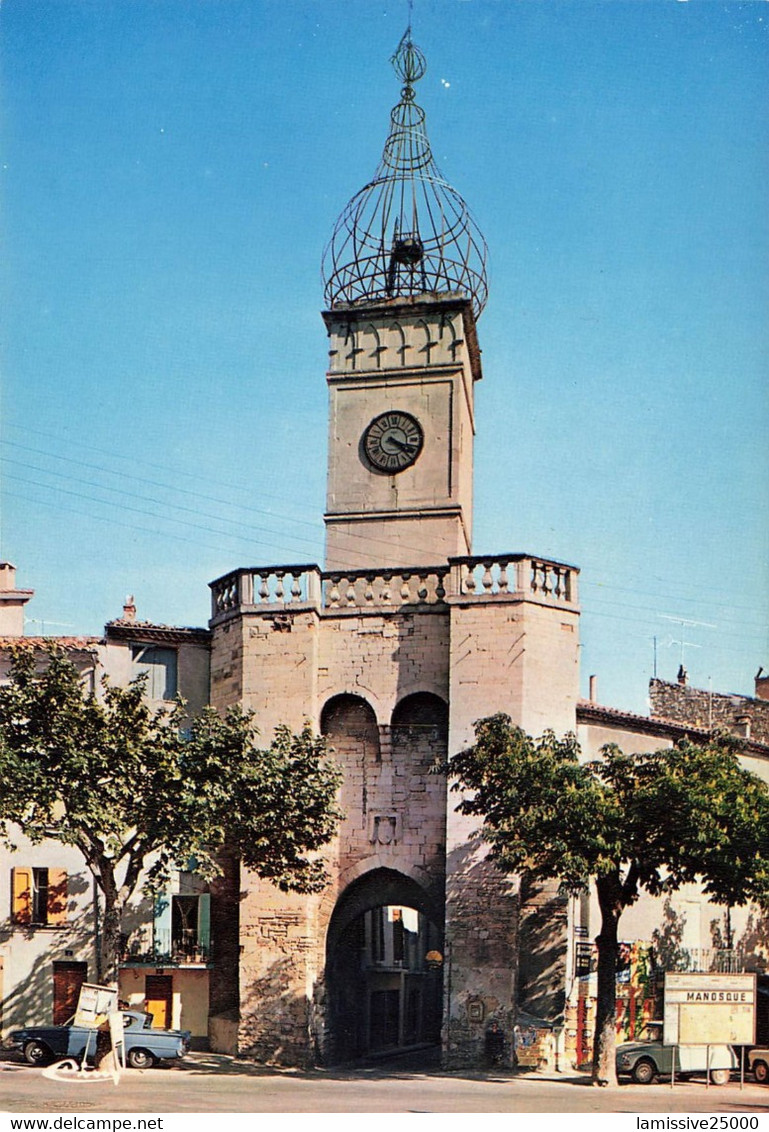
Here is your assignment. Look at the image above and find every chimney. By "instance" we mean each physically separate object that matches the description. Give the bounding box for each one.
[677,664,688,687]
[122,594,137,622]
[735,715,751,739]
[755,667,769,702]
[0,562,35,637]
[589,675,598,703]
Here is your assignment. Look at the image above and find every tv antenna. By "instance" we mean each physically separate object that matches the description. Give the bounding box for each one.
[25,618,75,635]
[659,614,716,668]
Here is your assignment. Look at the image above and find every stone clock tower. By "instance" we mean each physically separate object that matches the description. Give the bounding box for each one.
[208,28,580,1071]
[321,33,488,570]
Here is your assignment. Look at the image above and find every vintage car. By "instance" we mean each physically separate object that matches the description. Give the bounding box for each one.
[616,1024,737,1085]
[748,1048,769,1083]
[9,1010,190,1069]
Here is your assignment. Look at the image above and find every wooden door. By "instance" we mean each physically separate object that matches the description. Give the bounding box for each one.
[144,974,172,1029]
[52,961,87,1024]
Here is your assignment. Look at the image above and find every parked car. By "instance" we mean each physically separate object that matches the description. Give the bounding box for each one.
[748,1049,769,1083]
[8,1010,190,1069]
[616,1024,737,1085]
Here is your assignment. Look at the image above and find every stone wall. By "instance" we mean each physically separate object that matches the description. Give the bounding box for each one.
[208,559,580,1067]
[210,602,452,1064]
[650,678,769,744]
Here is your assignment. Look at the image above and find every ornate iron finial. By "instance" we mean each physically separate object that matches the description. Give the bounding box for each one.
[322,29,489,320]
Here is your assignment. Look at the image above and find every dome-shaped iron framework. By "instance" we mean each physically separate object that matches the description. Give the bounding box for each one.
[322,29,489,320]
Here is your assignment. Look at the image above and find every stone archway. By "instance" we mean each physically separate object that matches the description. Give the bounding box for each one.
[321,692,381,760]
[325,868,444,1064]
[391,691,448,732]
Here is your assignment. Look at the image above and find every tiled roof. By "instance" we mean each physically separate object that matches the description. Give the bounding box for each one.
[105,620,211,644]
[577,699,769,756]
[0,636,101,651]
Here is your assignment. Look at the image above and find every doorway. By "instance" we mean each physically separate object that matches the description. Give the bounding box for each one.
[144,974,173,1029]
[53,961,88,1025]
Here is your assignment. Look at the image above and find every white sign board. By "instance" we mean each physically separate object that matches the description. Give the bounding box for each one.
[108,1011,126,1084]
[73,983,118,1029]
[664,972,756,1045]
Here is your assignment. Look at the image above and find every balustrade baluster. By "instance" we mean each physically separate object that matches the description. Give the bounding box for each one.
[400,574,411,603]
[497,561,509,593]
[328,576,341,607]
[291,572,302,602]
[274,571,285,602]
[381,573,392,604]
[345,577,356,606]
[553,567,563,600]
[482,563,493,593]
[364,575,375,604]
[417,573,429,602]
[259,573,270,603]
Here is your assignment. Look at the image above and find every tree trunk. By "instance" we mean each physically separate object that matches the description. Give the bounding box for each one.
[100,898,123,989]
[96,893,122,1071]
[592,874,621,1086]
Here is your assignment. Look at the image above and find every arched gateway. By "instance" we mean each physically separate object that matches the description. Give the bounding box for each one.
[325,868,443,1062]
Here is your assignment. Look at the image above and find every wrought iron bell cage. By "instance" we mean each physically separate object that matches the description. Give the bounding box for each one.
[322,30,489,321]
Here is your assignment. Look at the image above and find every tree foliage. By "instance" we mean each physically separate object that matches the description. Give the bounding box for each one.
[450,714,769,1084]
[0,647,342,981]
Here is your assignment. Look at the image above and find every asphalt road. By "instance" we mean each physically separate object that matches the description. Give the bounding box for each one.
[1,1052,768,1114]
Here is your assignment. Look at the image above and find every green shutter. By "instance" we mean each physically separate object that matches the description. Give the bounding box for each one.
[197,893,211,953]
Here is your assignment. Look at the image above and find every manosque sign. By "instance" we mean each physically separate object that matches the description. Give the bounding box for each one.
[664,973,756,1045]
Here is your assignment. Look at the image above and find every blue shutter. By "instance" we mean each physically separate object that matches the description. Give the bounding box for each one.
[154,894,172,957]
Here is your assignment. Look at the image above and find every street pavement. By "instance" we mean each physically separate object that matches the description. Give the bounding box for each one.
[1,1051,768,1114]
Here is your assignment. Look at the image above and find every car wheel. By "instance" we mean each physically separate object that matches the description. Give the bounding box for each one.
[631,1058,657,1085]
[710,1068,730,1086]
[127,1048,156,1069]
[754,1059,769,1084]
[23,1040,51,1066]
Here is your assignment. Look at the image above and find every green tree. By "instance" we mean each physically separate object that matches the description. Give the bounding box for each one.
[0,647,342,986]
[449,714,769,1085]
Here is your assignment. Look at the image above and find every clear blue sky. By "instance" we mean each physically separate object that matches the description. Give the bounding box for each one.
[1,0,767,716]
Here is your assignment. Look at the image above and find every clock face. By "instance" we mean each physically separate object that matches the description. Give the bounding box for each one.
[362,411,424,473]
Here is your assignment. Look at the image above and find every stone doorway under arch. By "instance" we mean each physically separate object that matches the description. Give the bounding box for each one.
[325,868,444,1064]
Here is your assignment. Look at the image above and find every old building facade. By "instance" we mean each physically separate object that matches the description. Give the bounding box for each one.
[0,577,212,1045]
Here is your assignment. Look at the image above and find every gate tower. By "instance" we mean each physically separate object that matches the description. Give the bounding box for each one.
[208,28,580,1067]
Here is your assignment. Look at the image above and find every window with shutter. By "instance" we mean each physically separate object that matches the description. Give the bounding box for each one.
[11,867,32,923]
[10,867,68,925]
[47,868,68,925]
[131,646,178,700]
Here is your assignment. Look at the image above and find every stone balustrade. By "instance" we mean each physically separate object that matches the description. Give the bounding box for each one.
[450,555,578,605]
[210,554,578,622]
[323,567,449,610]
[210,565,321,617]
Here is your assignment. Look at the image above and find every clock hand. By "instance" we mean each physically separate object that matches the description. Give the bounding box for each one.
[387,436,416,455]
